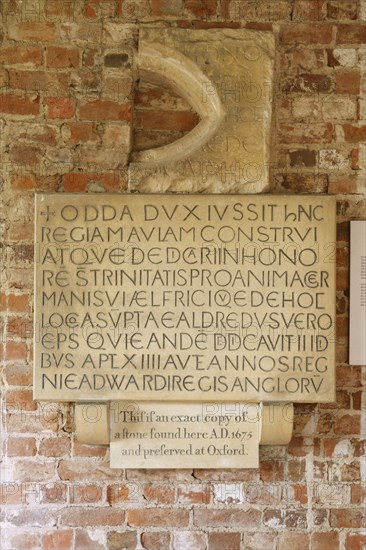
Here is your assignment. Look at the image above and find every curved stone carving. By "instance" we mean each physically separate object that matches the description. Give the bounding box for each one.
[132,43,225,166]
[129,28,274,194]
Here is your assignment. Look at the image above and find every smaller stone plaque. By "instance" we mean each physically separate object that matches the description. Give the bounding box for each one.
[349,221,366,365]
[110,401,260,469]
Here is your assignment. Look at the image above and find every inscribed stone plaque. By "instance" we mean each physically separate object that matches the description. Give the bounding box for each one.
[129,28,274,194]
[349,221,366,365]
[110,401,260,469]
[34,193,336,403]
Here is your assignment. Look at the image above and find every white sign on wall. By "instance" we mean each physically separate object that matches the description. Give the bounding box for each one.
[349,221,366,366]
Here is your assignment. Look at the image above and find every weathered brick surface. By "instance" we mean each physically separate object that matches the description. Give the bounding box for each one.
[1,2,365,548]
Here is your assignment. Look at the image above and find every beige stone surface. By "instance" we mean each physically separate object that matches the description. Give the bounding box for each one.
[34,193,336,403]
[129,28,274,193]
[75,402,109,445]
[260,403,294,445]
[110,401,260,468]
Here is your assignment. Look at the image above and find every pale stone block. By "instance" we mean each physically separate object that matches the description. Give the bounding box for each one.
[129,28,274,193]
[260,403,294,445]
[75,402,109,445]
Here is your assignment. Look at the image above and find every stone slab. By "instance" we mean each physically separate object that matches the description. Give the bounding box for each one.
[34,193,336,403]
[349,221,366,365]
[129,28,274,193]
[110,401,260,469]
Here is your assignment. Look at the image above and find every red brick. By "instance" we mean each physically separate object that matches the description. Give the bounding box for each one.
[63,172,120,192]
[8,69,69,93]
[346,534,366,550]
[194,509,261,528]
[41,483,68,504]
[141,532,171,550]
[10,145,41,165]
[312,531,339,549]
[282,74,333,93]
[281,171,328,194]
[107,531,138,550]
[208,532,241,550]
[334,414,361,435]
[279,123,333,144]
[47,46,80,68]
[338,24,366,44]
[150,0,184,16]
[278,532,310,549]
[39,436,70,457]
[0,46,42,66]
[73,441,108,457]
[260,460,285,481]
[128,508,189,527]
[351,483,366,504]
[177,20,240,29]
[60,507,125,526]
[58,459,121,481]
[351,148,359,169]
[71,484,103,505]
[337,366,362,387]
[280,24,333,45]
[292,0,324,21]
[0,94,39,115]
[61,122,99,144]
[8,222,33,241]
[9,531,41,550]
[79,100,131,121]
[244,532,277,550]
[11,174,37,190]
[2,342,27,361]
[287,459,306,481]
[13,123,58,145]
[45,98,75,119]
[178,484,211,504]
[5,389,36,411]
[42,530,73,550]
[328,1,358,20]
[136,110,199,132]
[330,508,365,528]
[6,294,29,312]
[336,71,361,94]
[0,482,26,505]
[7,437,37,457]
[186,0,217,17]
[143,484,175,504]
[352,391,362,410]
[343,124,366,143]
[3,364,32,386]
[174,531,206,550]
[13,460,56,482]
[107,483,136,504]
[289,149,317,167]
[9,22,57,42]
[245,22,273,31]
[328,175,364,194]
[320,389,351,409]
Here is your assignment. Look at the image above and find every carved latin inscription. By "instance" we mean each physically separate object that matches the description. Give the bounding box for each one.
[34,194,336,403]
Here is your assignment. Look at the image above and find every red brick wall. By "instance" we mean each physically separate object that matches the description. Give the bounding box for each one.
[1,1,365,549]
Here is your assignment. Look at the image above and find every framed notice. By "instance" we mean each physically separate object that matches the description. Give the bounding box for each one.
[34,194,336,403]
[349,221,366,365]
